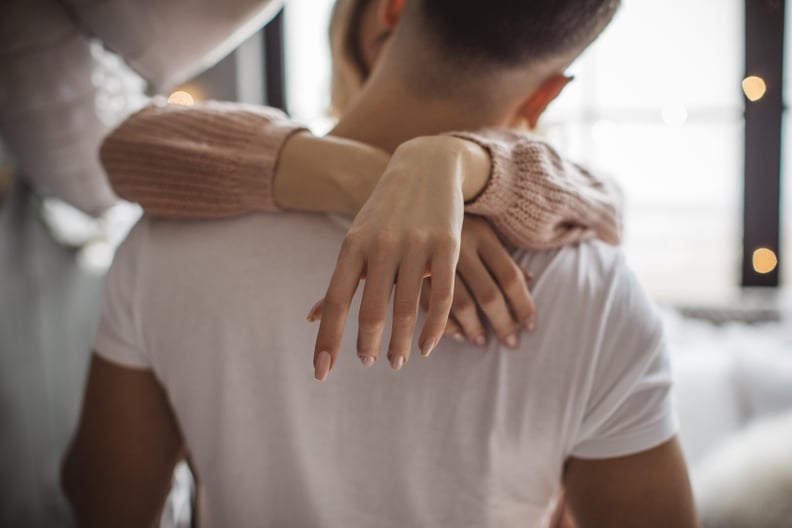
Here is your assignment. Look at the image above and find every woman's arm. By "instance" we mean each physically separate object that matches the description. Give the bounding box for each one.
[277,131,491,214]
[103,102,488,216]
[102,100,308,217]
[102,101,621,249]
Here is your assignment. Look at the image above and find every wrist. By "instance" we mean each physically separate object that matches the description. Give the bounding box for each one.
[333,143,388,214]
[456,138,492,202]
[275,133,388,215]
[395,136,491,202]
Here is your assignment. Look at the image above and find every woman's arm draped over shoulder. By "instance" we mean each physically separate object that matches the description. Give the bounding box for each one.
[102,101,622,248]
[452,129,623,249]
[101,101,307,217]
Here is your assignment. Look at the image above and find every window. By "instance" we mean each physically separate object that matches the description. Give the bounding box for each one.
[542,0,745,304]
[282,0,776,305]
[284,0,337,132]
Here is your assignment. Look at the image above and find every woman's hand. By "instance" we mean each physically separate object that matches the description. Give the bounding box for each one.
[308,214,538,363]
[421,215,536,348]
[312,136,480,380]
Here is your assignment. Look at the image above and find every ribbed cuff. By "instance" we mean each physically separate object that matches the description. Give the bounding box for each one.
[235,119,308,213]
[447,129,622,250]
[449,129,562,249]
[449,129,524,218]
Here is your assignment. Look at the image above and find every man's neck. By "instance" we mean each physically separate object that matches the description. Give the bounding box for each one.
[330,67,510,153]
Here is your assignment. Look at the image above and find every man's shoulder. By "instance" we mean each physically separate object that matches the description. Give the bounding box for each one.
[520,242,674,460]
[524,239,664,353]
[521,240,632,302]
[127,212,348,253]
[111,213,350,293]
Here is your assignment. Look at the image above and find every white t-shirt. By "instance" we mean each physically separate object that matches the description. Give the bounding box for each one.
[95,212,676,527]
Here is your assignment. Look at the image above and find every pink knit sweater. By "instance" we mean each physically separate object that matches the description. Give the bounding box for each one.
[101,101,622,249]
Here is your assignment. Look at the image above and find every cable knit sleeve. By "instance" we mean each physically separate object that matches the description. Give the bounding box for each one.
[101,100,307,217]
[452,129,623,250]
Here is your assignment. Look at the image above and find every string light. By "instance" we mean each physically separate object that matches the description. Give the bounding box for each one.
[168,90,195,106]
[752,248,778,274]
[742,76,767,102]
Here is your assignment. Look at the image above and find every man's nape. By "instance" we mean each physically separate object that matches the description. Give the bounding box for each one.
[330,0,620,152]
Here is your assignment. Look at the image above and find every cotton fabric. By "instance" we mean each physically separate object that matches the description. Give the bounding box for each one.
[95,212,675,527]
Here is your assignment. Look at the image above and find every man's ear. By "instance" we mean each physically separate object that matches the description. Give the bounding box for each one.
[518,74,574,130]
[379,0,406,29]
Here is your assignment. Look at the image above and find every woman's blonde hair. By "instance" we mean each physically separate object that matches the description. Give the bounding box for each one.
[328,0,372,117]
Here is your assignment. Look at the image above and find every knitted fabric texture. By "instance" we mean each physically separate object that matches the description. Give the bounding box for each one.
[101,102,622,248]
[101,100,307,217]
[451,129,623,249]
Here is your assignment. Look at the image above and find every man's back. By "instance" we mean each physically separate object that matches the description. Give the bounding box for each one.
[95,211,674,526]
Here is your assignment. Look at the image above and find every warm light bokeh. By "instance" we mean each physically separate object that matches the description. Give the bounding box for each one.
[742,76,767,102]
[167,90,195,106]
[752,247,778,274]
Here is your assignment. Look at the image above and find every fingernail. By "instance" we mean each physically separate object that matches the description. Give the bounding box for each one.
[314,351,331,380]
[421,338,437,357]
[391,355,405,370]
[360,355,375,367]
[474,335,487,347]
[524,316,536,333]
[504,334,518,348]
[451,332,466,343]
[306,300,322,322]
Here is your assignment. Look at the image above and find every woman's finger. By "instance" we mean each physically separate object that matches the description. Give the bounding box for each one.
[480,237,537,332]
[459,250,519,348]
[356,248,399,366]
[314,241,365,381]
[387,254,427,368]
[418,243,458,357]
[449,276,487,346]
[444,315,466,343]
[420,278,476,345]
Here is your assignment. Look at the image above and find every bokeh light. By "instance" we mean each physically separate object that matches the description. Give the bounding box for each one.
[752,248,778,274]
[742,76,767,102]
[168,90,195,106]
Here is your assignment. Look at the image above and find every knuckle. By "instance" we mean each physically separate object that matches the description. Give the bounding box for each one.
[322,294,348,312]
[372,232,399,252]
[499,267,522,291]
[431,232,460,252]
[432,287,455,307]
[358,312,386,332]
[404,230,429,250]
[341,230,364,251]
[392,311,417,328]
[478,288,503,308]
[453,295,474,313]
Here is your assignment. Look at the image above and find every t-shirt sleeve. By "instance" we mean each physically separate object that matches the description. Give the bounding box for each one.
[93,219,151,369]
[569,255,677,459]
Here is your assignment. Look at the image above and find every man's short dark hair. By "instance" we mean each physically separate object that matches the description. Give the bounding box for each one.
[416,0,620,67]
